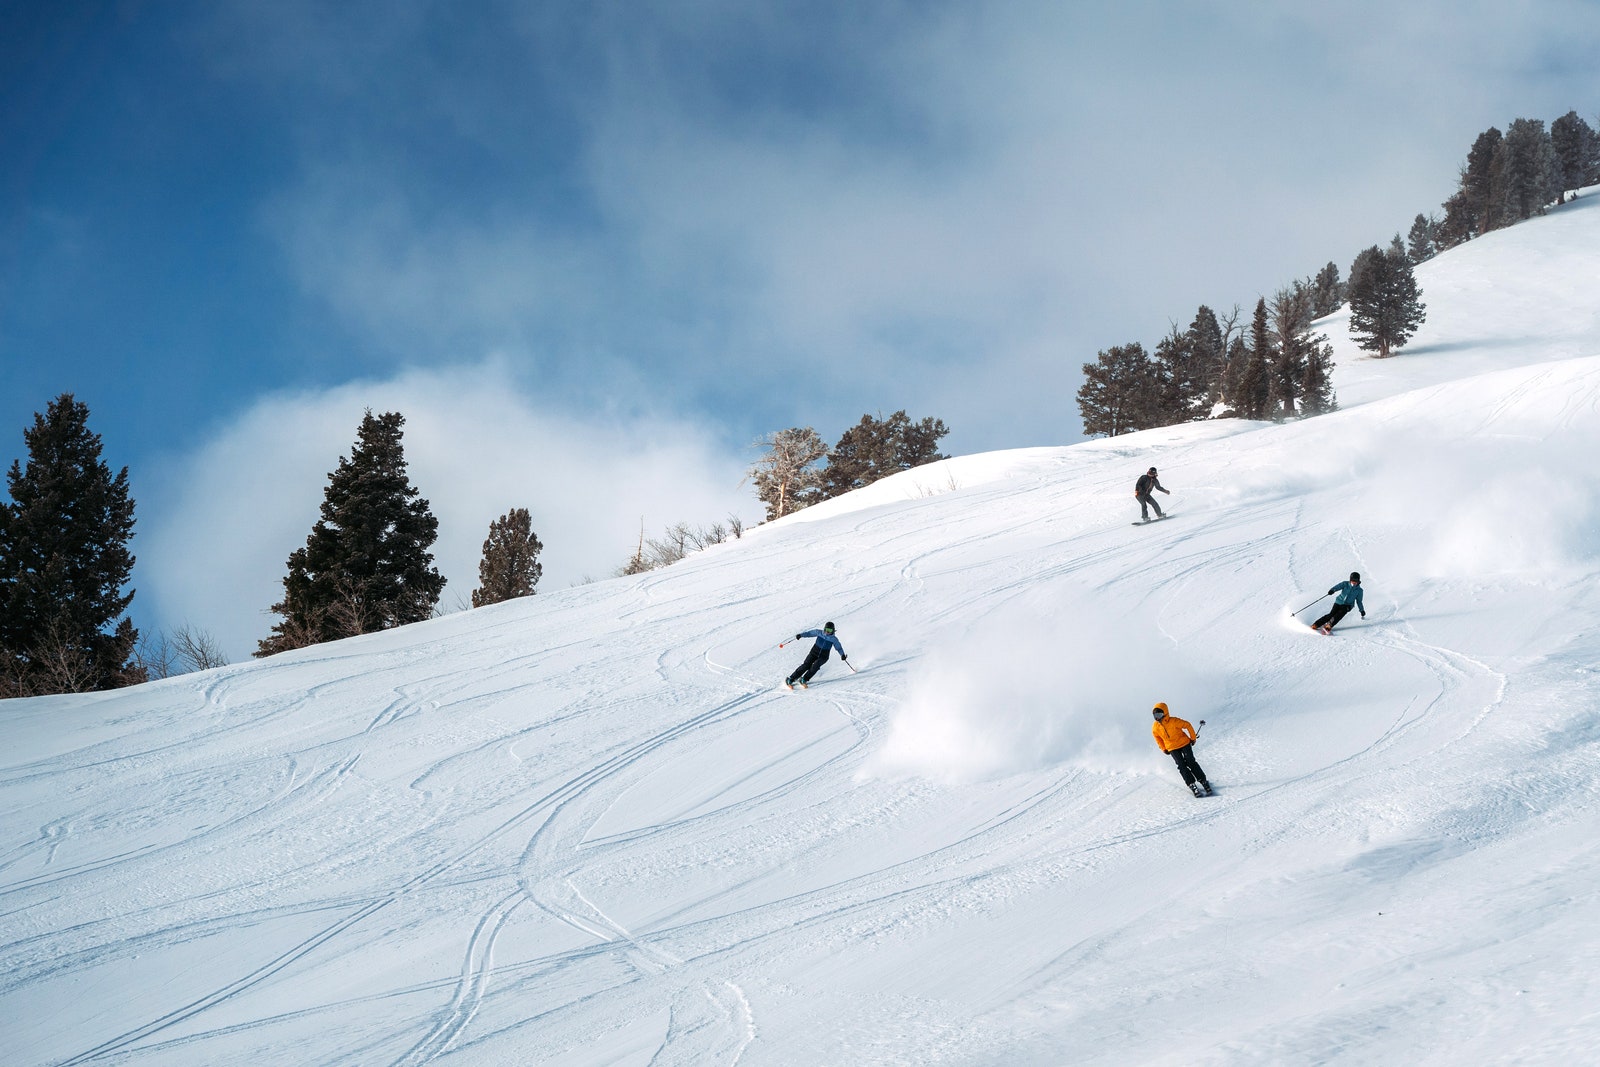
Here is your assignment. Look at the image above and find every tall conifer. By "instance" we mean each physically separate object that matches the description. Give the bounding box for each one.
[0,394,140,693]
[257,411,444,656]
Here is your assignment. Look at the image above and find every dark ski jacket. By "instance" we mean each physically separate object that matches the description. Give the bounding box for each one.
[1135,472,1165,496]
[1329,581,1365,610]
[797,629,846,659]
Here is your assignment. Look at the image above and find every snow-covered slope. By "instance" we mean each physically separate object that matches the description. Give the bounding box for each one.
[5,193,1600,1067]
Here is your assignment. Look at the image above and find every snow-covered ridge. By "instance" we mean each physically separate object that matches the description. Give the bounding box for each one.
[4,193,1600,1065]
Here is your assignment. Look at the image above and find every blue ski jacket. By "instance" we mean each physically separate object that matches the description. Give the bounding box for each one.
[797,629,846,658]
[1329,581,1365,610]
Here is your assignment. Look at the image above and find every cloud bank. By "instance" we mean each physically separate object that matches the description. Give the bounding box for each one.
[139,363,756,660]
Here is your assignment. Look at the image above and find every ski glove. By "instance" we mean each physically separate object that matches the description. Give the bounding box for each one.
[795,633,803,640]
[841,654,847,662]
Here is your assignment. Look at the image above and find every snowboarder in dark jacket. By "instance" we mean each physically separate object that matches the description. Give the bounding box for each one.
[1151,702,1210,796]
[1134,466,1170,521]
[1311,573,1366,634]
[786,622,846,688]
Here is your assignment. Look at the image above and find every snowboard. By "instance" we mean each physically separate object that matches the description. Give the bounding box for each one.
[1132,514,1173,526]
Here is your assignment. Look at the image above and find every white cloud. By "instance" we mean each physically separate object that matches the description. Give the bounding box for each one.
[138,363,756,660]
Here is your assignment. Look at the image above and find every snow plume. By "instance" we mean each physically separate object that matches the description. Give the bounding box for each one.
[865,602,1219,783]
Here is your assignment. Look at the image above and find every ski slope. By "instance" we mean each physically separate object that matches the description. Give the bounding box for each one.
[5,190,1600,1066]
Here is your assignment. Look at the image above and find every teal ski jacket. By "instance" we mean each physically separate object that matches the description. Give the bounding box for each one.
[1329,581,1365,610]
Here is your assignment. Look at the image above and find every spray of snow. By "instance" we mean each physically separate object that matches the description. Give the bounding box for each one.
[864,603,1221,783]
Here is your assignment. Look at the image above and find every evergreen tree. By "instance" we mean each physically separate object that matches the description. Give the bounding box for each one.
[1235,298,1274,420]
[0,394,140,694]
[820,411,949,499]
[1550,110,1600,199]
[257,411,444,656]
[1267,286,1312,418]
[1491,118,1559,225]
[1077,343,1157,437]
[1187,305,1226,411]
[1218,333,1250,415]
[1462,126,1503,234]
[749,427,828,520]
[471,507,543,608]
[1386,232,1408,263]
[1151,324,1199,424]
[1347,245,1427,358]
[1436,189,1475,250]
[1309,262,1345,318]
[1406,213,1438,263]
[1299,339,1338,417]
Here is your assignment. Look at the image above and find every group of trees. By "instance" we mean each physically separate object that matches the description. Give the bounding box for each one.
[0,399,550,696]
[257,410,547,657]
[1432,111,1600,250]
[749,410,950,520]
[1075,106,1599,440]
[1077,272,1344,436]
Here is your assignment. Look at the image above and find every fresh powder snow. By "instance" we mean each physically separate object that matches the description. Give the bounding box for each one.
[4,189,1600,1065]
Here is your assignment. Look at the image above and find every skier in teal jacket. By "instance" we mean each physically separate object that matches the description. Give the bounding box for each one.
[1312,573,1366,634]
[786,623,846,688]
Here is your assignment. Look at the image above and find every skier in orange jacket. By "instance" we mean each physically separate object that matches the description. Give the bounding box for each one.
[1151,702,1211,797]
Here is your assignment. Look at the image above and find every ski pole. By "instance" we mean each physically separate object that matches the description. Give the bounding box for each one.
[844,659,858,674]
[1291,594,1328,617]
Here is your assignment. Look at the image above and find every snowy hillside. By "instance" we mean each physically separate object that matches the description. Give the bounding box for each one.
[5,190,1600,1066]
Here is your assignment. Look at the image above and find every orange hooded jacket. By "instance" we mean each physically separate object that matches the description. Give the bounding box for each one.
[1151,705,1198,752]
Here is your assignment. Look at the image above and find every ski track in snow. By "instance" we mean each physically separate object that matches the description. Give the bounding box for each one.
[7,190,1600,1064]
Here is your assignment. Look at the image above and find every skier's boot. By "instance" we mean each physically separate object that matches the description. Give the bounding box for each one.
[1190,782,1205,798]
[1200,781,1213,796]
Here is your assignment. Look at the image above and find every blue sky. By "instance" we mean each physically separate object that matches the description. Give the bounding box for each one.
[3,0,1598,658]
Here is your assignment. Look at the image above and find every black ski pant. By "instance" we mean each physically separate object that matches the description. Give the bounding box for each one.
[788,646,829,684]
[1312,602,1354,630]
[1168,744,1208,787]
[1137,491,1164,520]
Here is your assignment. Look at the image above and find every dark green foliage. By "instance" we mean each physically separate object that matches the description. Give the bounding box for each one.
[1550,111,1600,198]
[1436,190,1474,250]
[1268,286,1313,418]
[472,507,542,608]
[1406,214,1438,263]
[0,394,140,695]
[1077,343,1157,437]
[1463,127,1503,234]
[1347,245,1427,358]
[1299,340,1338,417]
[1490,118,1559,226]
[257,410,445,656]
[820,411,949,498]
[1232,299,1274,420]
[1309,262,1345,318]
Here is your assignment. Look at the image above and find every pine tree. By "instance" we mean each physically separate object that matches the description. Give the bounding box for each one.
[1267,286,1312,418]
[1463,127,1503,233]
[749,427,828,520]
[1234,298,1274,420]
[1406,213,1438,263]
[1299,339,1338,417]
[0,394,140,694]
[1077,343,1157,437]
[1550,110,1600,200]
[1151,324,1200,424]
[257,410,444,656]
[1187,305,1226,412]
[471,508,542,608]
[1436,190,1474,250]
[820,412,949,499]
[1309,262,1345,318]
[1491,118,1559,225]
[1347,245,1427,358]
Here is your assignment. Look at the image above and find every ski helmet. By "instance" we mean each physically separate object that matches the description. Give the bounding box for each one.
[1152,702,1168,717]
[1350,572,1361,582]
[1148,466,1157,474]
[824,621,835,633]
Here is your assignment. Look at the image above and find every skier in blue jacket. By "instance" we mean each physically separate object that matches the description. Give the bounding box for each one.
[785,622,846,688]
[1311,573,1366,634]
